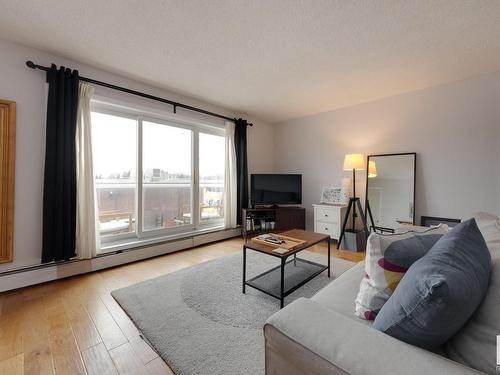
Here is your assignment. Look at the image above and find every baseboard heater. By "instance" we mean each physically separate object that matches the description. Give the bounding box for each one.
[0,228,240,292]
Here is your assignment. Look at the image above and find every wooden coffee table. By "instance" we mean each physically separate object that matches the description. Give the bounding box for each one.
[242,229,330,308]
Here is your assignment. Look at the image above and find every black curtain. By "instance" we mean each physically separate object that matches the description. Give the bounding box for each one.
[234,118,249,225]
[42,65,79,263]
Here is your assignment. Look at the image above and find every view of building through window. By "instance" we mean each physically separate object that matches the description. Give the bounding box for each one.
[91,112,137,238]
[91,108,226,243]
[142,120,192,231]
[199,132,225,222]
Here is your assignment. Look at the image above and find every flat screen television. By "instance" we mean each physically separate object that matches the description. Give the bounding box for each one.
[251,174,302,206]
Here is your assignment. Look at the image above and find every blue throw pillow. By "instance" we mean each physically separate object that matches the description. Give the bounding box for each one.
[372,219,491,349]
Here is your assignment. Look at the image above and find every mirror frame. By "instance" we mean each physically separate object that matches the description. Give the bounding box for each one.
[364,152,416,233]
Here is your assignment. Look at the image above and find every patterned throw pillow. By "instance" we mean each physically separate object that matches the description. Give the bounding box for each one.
[355,225,448,320]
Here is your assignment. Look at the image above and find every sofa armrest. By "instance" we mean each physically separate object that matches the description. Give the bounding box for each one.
[264,298,484,375]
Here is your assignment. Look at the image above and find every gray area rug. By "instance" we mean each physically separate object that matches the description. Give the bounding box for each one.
[111,250,354,375]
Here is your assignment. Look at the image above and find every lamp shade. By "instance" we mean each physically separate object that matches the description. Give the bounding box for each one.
[368,160,377,178]
[343,154,365,171]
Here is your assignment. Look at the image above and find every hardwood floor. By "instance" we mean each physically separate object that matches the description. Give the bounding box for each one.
[0,237,364,374]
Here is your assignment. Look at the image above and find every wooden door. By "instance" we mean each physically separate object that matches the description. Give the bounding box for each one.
[0,100,15,263]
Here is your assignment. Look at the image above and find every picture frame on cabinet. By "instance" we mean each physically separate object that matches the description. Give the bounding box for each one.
[320,186,348,205]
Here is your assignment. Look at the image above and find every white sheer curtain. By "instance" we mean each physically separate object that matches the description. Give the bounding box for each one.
[224,121,238,228]
[76,83,99,259]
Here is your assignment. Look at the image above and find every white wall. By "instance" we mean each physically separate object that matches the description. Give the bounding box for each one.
[274,72,500,230]
[493,124,500,216]
[496,83,500,216]
[0,39,274,272]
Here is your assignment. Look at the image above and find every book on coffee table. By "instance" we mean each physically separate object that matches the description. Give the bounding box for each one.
[251,233,306,250]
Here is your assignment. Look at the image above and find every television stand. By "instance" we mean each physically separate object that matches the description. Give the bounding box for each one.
[242,207,306,239]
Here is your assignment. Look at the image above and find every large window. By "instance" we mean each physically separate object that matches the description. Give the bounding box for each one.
[91,102,226,247]
[142,120,192,232]
[92,112,137,238]
[199,133,225,223]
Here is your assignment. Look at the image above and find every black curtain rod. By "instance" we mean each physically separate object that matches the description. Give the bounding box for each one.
[25,61,252,126]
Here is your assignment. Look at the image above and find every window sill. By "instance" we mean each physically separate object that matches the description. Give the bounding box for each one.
[99,225,230,254]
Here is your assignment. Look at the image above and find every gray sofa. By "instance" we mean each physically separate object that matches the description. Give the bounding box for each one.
[264,216,500,375]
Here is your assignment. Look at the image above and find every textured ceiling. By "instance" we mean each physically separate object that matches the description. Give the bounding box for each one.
[1,1,500,123]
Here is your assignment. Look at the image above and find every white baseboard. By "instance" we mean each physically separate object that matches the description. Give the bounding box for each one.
[0,228,240,293]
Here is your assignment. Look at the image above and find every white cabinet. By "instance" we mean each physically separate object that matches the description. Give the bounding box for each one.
[313,204,348,240]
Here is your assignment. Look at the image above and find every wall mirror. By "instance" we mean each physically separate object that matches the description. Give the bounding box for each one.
[0,99,16,263]
[365,153,416,233]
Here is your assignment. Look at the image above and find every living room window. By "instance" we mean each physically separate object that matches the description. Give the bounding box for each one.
[92,111,138,240]
[142,120,193,232]
[91,100,226,249]
[199,132,225,223]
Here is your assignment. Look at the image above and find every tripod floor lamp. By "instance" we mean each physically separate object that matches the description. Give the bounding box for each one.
[337,154,369,250]
[365,159,378,232]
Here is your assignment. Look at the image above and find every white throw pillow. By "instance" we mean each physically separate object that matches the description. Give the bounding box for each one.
[355,224,448,320]
[471,212,500,249]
